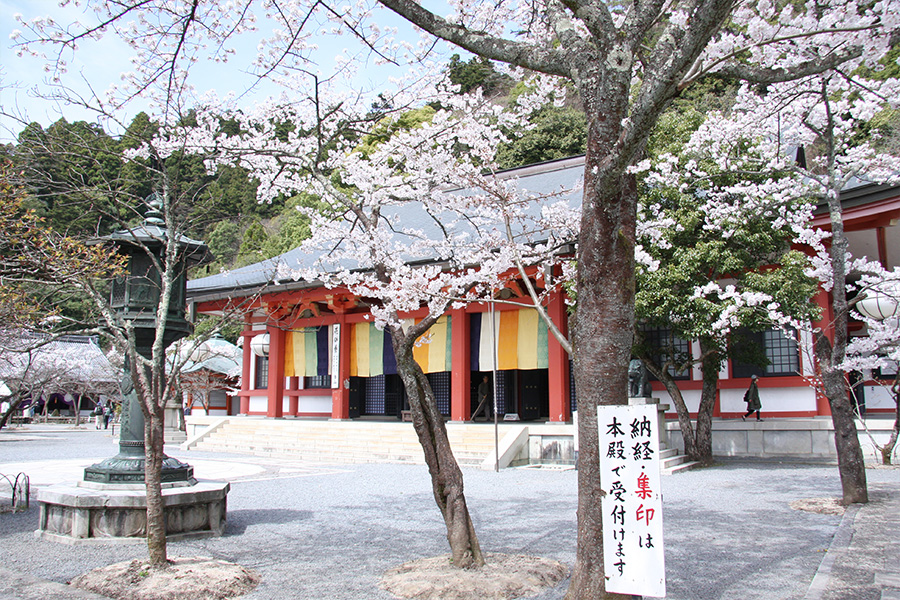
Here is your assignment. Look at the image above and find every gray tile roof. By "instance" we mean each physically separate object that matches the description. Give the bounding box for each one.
[185,153,897,303]
[187,156,586,300]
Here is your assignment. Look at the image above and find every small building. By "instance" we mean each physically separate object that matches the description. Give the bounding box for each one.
[179,335,241,416]
[0,334,120,419]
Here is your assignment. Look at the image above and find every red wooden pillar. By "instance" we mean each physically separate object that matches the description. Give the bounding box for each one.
[267,325,286,418]
[240,329,253,415]
[547,289,571,422]
[812,287,834,416]
[450,309,471,422]
[332,316,351,419]
[288,377,299,416]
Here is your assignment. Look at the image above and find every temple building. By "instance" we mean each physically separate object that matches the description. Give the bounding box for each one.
[185,156,899,427]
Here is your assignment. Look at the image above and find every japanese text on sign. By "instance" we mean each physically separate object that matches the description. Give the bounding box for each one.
[597,404,666,598]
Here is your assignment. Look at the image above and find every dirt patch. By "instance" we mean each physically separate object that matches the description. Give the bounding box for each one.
[69,556,260,600]
[380,552,568,600]
[790,497,846,515]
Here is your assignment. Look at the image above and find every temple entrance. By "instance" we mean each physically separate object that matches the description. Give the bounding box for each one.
[470,369,549,421]
[355,373,451,419]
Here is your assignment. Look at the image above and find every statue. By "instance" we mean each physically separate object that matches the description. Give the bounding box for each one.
[628,358,652,398]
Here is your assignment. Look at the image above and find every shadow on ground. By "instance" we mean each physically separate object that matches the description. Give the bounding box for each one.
[225,508,313,534]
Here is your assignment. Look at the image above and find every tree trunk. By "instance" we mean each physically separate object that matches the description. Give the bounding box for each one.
[643,360,698,459]
[815,334,868,504]
[144,408,169,566]
[692,340,722,465]
[565,122,636,599]
[392,336,483,569]
[816,184,868,504]
[883,388,900,465]
[0,395,25,430]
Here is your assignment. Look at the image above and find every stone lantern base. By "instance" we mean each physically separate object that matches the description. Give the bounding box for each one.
[35,479,229,544]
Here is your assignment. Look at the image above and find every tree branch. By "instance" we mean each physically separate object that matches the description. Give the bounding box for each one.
[375,0,569,77]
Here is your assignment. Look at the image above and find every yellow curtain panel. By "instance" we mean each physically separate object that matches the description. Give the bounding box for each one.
[284,327,332,378]
[476,308,549,371]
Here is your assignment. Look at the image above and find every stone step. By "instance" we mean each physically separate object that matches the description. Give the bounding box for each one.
[200,435,495,455]
[192,420,493,466]
[656,444,699,474]
[664,460,699,474]
[192,439,485,466]
[659,447,678,459]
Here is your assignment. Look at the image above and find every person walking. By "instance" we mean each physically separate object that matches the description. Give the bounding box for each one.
[742,374,762,421]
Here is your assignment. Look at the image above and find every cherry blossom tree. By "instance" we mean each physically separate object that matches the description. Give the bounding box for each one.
[5,126,248,564]
[634,134,822,463]
[358,6,897,594]
[652,58,900,502]
[148,79,573,568]
[12,0,899,594]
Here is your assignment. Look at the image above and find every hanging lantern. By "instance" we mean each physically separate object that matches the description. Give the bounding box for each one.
[250,333,270,357]
[856,284,900,322]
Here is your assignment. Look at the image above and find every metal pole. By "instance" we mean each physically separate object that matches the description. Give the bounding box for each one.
[490,301,499,472]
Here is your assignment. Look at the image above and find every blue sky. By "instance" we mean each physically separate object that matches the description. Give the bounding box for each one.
[0,0,457,142]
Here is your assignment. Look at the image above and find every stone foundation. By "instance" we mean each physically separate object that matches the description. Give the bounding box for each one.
[36,480,229,544]
[665,417,900,462]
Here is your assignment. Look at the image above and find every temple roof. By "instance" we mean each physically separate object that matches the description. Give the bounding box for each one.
[187,155,585,302]
[187,154,899,304]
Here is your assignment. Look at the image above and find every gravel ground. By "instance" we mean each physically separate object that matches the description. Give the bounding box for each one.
[2,424,898,600]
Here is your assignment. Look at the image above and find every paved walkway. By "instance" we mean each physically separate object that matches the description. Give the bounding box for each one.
[804,482,900,600]
[1,424,899,599]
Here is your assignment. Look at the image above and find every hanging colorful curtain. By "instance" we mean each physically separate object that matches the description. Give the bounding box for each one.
[409,315,452,374]
[350,321,394,377]
[284,326,333,378]
[349,317,452,377]
[470,308,549,371]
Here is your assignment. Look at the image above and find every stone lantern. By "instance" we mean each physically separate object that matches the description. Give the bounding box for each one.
[83,193,211,484]
[37,194,229,544]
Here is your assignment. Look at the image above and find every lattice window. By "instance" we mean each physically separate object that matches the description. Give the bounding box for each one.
[639,325,691,380]
[427,372,451,416]
[254,356,268,389]
[732,328,800,377]
[304,375,330,389]
[365,375,386,415]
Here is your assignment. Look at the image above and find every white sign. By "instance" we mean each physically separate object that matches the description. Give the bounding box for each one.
[331,323,341,389]
[597,404,666,598]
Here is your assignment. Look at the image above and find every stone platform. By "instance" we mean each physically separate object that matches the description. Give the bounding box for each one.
[36,479,229,544]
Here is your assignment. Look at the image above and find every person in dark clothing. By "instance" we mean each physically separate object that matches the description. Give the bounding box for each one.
[742,374,762,421]
[471,375,493,421]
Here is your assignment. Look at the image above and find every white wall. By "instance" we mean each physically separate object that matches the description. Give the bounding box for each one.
[658,385,818,415]
[248,396,268,413]
[721,386,816,414]
[298,395,332,414]
[864,384,897,411]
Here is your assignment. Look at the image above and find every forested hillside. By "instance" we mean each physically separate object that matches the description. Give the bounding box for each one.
[1,56,591,278]
[7,50,895,282]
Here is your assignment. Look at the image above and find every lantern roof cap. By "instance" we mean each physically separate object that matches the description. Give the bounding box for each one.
[97,192,212,266]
